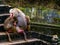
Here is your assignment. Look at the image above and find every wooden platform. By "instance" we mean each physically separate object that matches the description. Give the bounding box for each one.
[0,38,40,45]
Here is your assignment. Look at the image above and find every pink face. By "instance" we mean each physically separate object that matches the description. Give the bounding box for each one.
[10,13,14,18]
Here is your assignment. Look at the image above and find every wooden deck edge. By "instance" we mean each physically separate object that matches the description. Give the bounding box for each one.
[0,38,40,45]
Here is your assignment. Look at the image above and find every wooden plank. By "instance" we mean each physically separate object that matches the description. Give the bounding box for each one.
[0,24,4,26]
[0,14,9,16]
[0,38,40,45]
[39,39,50,44]
[0,32,6,35]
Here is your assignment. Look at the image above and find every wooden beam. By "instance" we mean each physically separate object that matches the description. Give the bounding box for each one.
[0,38,40,45]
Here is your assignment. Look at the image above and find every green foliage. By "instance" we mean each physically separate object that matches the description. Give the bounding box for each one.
[4,0,60,8]
[53,18,60,24]
[18,7,25,12]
